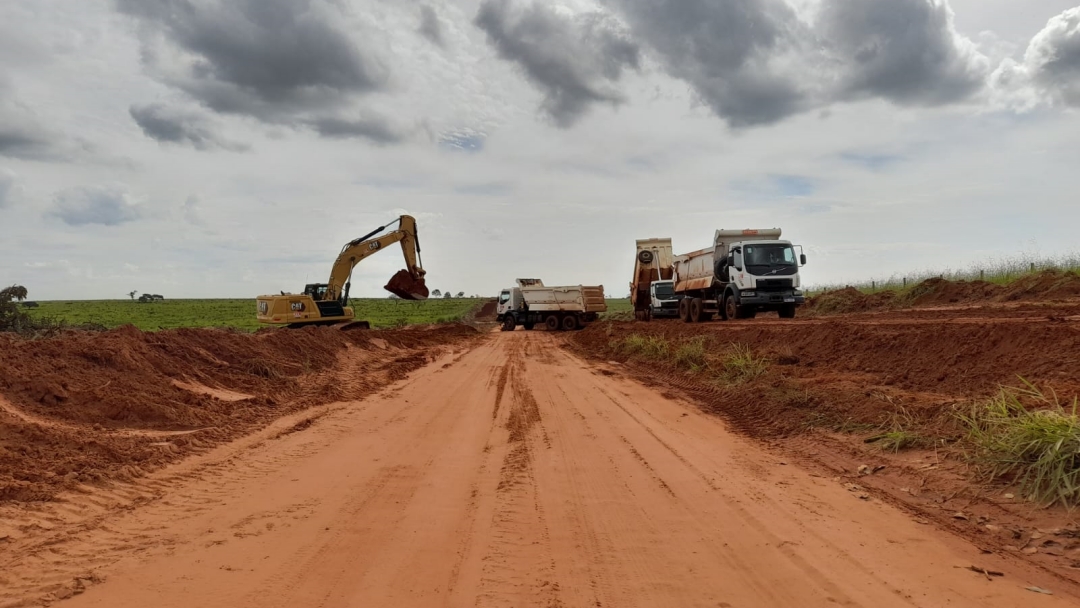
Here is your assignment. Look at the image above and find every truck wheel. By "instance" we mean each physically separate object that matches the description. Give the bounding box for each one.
[779,304,796,319]
[561,315,579,331]
[545,315,560,331]
[679,299,691,323]
[690,298,704,323]
[724,294,739,320]
[501,316,516,332]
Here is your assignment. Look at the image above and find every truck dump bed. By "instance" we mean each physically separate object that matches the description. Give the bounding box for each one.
[521,285,607,314]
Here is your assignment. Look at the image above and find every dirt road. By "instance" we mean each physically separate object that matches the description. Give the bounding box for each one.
[2,331,1072,607]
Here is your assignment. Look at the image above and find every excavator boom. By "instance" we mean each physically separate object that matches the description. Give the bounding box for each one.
[255,215,428,327]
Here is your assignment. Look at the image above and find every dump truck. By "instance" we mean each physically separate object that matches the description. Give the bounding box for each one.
[631,238,678,321]
[673,228,807,322]
[496,279,607,331]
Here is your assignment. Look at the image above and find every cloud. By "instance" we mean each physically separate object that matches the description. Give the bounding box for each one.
[0,167,14,208]
[419,5,446,47]
[130,102,249,151]
[606,0,810,128]
[182,194,206,226]
[993,7,1080,108]
[606,0,986,128]
[49,185,143,226]
[475,0,641,127]
[816,0,987,106]
[306,114,409,144]
[117,0,391,125]
[0,80,72,161]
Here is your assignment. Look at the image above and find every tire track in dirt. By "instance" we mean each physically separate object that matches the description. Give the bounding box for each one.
[474,338,563,608]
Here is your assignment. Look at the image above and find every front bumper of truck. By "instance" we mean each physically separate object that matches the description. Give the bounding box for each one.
[739,290,805,307]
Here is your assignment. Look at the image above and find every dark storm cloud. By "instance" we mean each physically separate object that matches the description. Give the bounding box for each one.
[1024,7,1080,106]
[419,5,446,47]
[604,0,986,127]
[306,115,407,144]
[475,0,641,128]
[605,0,809,128]
[0,122,63,161]
[116,0,389,121]
[49,185,143,226]
[816,0,986,105]
[130,103,249,151]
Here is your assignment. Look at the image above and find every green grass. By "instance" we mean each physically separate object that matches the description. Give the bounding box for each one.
[617,333,670,359]
[957,380,1080,506]
[808,253,1080,296]
[25,298,481,332]
[600,298,633,320]
[720,343,769,383]
[866,406,929,452]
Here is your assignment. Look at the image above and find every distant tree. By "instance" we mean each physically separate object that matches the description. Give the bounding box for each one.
[456,291,465,298]
[444,292,451,299]
[1,285,30,332]
[128,290,138,301]
[431,289,442,297]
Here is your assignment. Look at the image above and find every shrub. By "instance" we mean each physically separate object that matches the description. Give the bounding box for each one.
[957,380,1080,506]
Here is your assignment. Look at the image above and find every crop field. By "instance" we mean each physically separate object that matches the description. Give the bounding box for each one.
[25,297,485,332]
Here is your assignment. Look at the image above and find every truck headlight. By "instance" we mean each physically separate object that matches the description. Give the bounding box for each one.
[741,291,756,297]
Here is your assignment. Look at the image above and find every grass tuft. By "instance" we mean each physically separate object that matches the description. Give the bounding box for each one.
[957,379,1080,506]
[720,344,768,383]
[674,337,708,372]
[619,334,670,359]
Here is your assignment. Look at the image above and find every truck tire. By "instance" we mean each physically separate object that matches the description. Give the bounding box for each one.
[561,315,579,331]
[638,250,654,264]
[679,298,691,323]
[545,315,560,331]
[779,304,796,319]
[690,298,705,323]
[724,293,739,320]
[501,316,516,331]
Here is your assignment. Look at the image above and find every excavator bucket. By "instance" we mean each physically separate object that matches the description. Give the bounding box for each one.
[384,269,430,300]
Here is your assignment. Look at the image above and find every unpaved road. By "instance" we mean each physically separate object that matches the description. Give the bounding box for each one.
[2,331,1073,607]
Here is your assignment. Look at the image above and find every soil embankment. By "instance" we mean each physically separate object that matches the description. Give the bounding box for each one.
[0,324,479,501]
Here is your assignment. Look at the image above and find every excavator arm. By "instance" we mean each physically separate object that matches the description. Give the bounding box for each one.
[325,215,429,303]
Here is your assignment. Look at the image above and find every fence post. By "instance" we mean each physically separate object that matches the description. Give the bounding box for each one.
[1030,262,1036,273]
[980,270,984,281]
[903,277,906,287]
[872,280,875,290]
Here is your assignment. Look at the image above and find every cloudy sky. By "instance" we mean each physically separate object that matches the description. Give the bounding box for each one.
[1,0,1078,300]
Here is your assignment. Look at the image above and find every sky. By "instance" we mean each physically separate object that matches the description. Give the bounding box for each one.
[0,0,1078,300]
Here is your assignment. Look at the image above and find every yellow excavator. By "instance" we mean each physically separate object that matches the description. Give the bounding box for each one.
[256,215,429,329]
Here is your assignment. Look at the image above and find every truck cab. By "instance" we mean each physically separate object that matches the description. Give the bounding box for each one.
[649,280,679,318]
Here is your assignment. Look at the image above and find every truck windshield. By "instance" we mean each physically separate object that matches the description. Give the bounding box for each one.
[653,283,675,299]
[743,245,797,275]
[499,291,510,304]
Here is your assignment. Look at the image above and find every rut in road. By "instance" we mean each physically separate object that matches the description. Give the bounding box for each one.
[1,331,1075,607]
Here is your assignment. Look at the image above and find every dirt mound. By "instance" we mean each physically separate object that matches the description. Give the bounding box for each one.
[475,299,498,320]
[808,270,1080,315]
[0,323,478,502]
[569,316,1080,438]
[806,287,897,315]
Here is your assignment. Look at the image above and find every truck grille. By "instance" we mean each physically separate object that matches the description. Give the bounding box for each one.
[756,279,794,291]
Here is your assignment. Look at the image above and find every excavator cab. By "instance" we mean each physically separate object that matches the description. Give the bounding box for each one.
[303,284,330,299]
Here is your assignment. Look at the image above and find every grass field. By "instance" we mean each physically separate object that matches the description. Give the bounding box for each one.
[26,298,485,332]
[808,253,1080,296]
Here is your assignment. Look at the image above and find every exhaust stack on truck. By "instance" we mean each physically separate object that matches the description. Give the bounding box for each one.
[673,228,807,322]
[497,279,607,331]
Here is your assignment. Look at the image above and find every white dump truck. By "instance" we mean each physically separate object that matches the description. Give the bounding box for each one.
[630,238,679,321]
[496,279,607,331]
[673,229,807,322]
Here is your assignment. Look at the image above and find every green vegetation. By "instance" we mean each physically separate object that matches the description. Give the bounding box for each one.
[866,407,929,452]
[600,298,633,320]
[612,333,768,384]
[808,253,1080,295]
[25,298,481,332]
[957,380,1080,506]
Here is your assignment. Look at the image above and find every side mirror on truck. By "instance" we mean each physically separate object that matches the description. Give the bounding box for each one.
[800,253,807,265]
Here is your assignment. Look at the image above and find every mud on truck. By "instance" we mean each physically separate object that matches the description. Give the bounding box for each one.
[674,229,807,322]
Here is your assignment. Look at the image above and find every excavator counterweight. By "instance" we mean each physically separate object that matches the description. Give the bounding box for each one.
[255,215,428,328]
